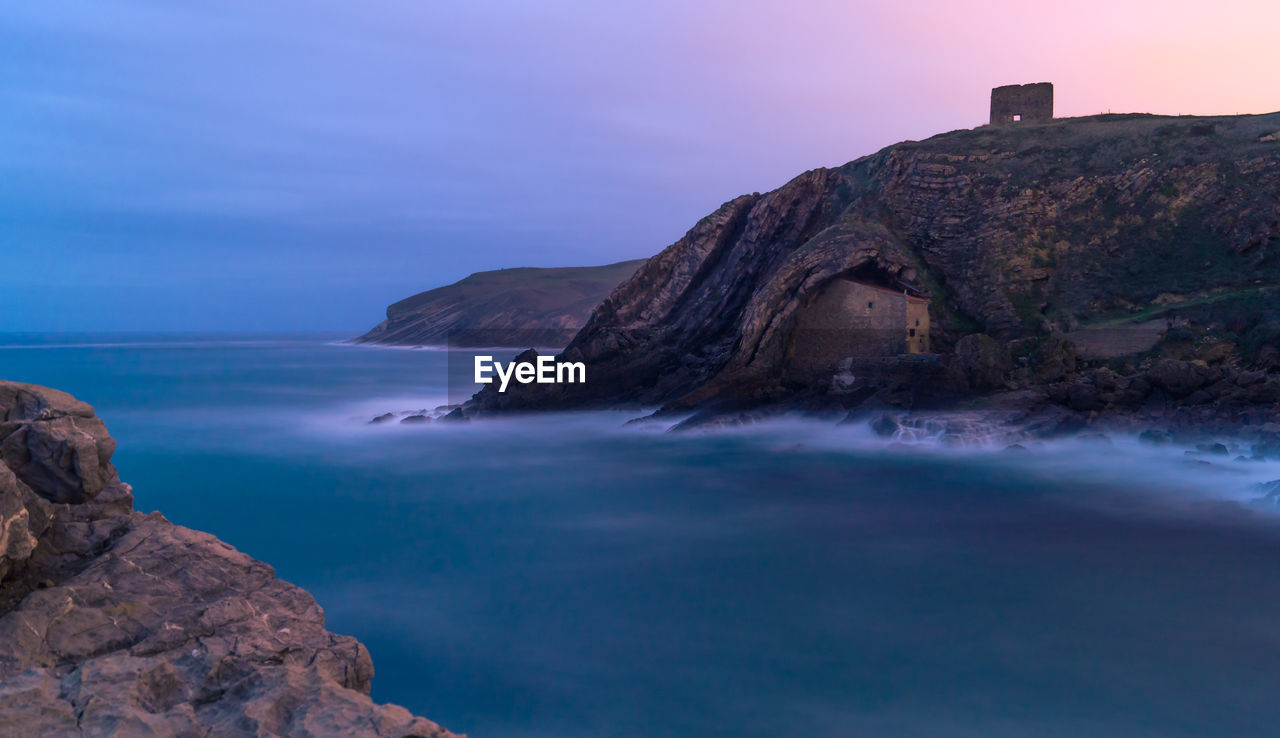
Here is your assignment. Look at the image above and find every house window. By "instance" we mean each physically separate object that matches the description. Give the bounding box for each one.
[915,320,920,327]
[867,301,874,309]
[909,329,916,337]
[1013,114,1022,122]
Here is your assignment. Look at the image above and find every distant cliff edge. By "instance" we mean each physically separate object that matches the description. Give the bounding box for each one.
[355,260,647,347]
[0,381,457,737]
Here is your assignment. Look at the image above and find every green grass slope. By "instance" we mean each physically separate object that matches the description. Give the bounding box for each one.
[355,259,647,347]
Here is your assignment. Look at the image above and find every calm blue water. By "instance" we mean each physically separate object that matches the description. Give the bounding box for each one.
[5,333,1280,737]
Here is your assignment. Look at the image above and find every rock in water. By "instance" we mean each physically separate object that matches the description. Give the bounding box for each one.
[868,413,900,438]
[0,381,455,737]
[1139,428,1174,445]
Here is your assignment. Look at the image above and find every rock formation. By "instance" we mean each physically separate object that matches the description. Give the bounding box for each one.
[0,381,454,737]
[467,111,1280,420]
[356,260,646,347]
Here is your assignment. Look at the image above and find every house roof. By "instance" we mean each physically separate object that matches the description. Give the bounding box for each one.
[844,279,930,303]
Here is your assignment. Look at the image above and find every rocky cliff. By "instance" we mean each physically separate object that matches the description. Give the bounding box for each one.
[468,112,1280,418]
[356,260,646,347]
[0,381,454,737]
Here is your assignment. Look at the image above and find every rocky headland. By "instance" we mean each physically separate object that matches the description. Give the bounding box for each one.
[0,381,454,737]
[356,260,646,348]
[464,112,1280,442]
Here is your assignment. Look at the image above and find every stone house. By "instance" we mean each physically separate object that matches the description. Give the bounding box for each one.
[788,279,930,376]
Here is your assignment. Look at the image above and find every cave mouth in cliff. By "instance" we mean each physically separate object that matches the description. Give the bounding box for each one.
[786,263,931,378]
[830,263,916,296]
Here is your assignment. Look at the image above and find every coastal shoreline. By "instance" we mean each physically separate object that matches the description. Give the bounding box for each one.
[0,381,456,737]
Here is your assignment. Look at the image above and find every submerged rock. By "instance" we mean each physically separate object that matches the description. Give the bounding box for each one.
[868,413,900,438]
[1253,480,1280,504]
[0,381,455,737]
[1139,429,1174,445]
[1196,442,1230,456]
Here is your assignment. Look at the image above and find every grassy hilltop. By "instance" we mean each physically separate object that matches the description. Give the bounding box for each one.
[356,259,646,347]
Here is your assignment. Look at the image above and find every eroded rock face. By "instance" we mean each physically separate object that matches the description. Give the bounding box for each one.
[0,381,455,738]
[0,382,116,505]
[0,463,39,583]
[474,176,926,410]
[1146,358,1211,397]
[468,112,1280,415]
[952,335,1011,391]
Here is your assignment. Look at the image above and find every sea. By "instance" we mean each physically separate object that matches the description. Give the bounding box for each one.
[4,332,1280,737]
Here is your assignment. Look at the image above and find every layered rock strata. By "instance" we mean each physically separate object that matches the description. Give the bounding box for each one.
[467,112,1280,417]
[0,381,453,737]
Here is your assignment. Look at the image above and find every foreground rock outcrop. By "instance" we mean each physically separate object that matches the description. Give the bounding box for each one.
[0,381,454,737]
[467,112,1280,420]
[356,260,646,347]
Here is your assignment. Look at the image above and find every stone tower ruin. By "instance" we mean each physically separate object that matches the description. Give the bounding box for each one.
[989,82,1053,126]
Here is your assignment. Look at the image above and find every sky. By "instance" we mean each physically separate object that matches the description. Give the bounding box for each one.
[3,0,1279,332]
